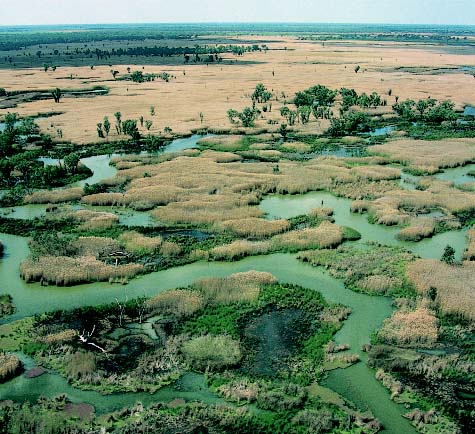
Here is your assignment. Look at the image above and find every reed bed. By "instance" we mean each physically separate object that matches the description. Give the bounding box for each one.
[352,179,475,227]
[159,241,182,258]
[272,221,344,250]
[463,228,475,261]
[20,255,143,286]
[0,353,22,382]
[210,240,271,261]
[197,135,245,152]
[147,289,204,318]
[201,150,242,163]
[281,142,312,153]
[217,217,290,238]
[41,329,78,345]
[73,154,407,228]
[25,187,84,204]
[181,335,242,371]
[407,259,475,320]
[370,139,475,172]
[193,271,277,305]
[71,236,119,257]
[119,231,162,254]
[397,218,436,242]
[378,306,438,346]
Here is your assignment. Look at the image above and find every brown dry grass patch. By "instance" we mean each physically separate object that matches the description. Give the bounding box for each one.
[147,289,204,317]
[20,255,143,286]
[193,271,277,305]
[370,139,475,172]
[378,306,438,346]
[272,221,344,250]
[25,188,84,204]
[407,259,475,320]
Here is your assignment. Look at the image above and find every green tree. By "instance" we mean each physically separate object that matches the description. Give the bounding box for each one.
[51,87,62,103]
[131,71,144,83]
[145,120,153,131]
[103,116,111,136]
[441,245,456,265]
[64,152,80,175]
[122,119,140,141]
[114,111,122,134]
[251,83,272,104]
[96,123,104,138]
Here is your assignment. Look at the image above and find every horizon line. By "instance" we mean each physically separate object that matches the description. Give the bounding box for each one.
[1,21,475,29]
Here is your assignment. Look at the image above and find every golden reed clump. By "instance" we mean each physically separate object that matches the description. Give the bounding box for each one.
[407,259,475,320]
[25,188,84,204]
[370,138,475,172]
[378,306,438,346]
[193,271,277,305]
[20,255,143,286]
[0,353,22,382]
[147,289,204,318]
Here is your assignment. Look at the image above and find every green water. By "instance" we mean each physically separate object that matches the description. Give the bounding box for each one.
[0,353,221,414]
[260,191,468,261]
[0,237,415,432]
[7,139,470,431]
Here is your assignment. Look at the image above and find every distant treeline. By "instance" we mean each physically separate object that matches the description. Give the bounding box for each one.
[35,44,266,61]
[2,23,475,51]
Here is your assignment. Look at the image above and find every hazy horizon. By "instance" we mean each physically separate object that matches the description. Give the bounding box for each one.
[1,0,475,26]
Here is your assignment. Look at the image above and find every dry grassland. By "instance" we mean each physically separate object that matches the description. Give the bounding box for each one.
[2,36,475,144]
[407,259,475,320]
[369,139,475,173]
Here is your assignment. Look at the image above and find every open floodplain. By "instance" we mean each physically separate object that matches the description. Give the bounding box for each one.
[0,23,475,434]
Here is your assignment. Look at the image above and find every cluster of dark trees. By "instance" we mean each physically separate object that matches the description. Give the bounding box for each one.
[0,114,88,197]
[393,98,457,124]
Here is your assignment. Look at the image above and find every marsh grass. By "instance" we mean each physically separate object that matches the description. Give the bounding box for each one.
[299,244,415,296]
[463,227,475,260]
[370,138,475,172]
[119,231,162,255]
[181,335,242,371]
[0,353,22,382]
[147,289,204,317]
[209,240,271,261]
[25,188,84,204]
[193,271,277,305]
[397,218,436,242]
[217,217,290,238]
[378,306,438,346]
[271,221,344,251]
[407,259,475,320]
[20,255,143,286]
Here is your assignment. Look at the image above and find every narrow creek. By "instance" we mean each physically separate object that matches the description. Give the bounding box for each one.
[2,139,471,433]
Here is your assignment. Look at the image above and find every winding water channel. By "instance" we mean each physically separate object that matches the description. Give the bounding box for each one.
[1,139,472,433]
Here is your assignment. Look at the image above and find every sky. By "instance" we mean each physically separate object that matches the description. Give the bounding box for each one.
[0,0,474,26]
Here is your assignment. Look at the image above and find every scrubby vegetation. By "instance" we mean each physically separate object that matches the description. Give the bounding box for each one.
[298,244,416,296]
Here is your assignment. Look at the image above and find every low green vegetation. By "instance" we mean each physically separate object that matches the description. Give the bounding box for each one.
[298,244,416,297]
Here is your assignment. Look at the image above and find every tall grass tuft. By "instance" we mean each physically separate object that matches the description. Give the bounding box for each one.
[193,271,277,305]
[20,256,143,286]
